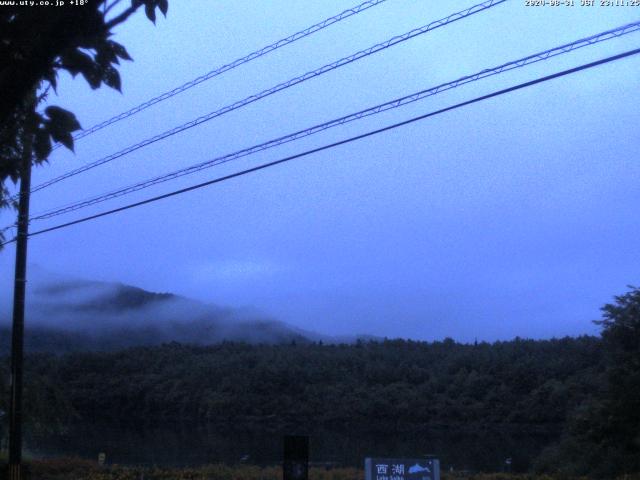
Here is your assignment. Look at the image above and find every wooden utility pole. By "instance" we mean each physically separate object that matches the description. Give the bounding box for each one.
[8,127,33,480]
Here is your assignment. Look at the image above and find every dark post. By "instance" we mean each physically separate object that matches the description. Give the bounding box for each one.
[8,132,33,480]
[283,435,309,480]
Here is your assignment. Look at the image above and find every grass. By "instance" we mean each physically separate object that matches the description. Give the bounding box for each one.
[0,458,636,480]
[0,458,640,480]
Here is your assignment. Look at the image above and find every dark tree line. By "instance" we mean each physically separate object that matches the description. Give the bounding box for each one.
[14,335,603,432]
[0,336,606,469]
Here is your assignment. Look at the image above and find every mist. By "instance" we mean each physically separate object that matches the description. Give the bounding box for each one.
[0,265,325,353]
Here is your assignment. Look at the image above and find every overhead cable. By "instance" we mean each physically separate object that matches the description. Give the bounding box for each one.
[1,46,634,248]
[29,21,640,221]
[54,0,390,149]
[24,0,506,197]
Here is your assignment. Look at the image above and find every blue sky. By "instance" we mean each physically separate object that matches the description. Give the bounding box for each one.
[1,0,639,341]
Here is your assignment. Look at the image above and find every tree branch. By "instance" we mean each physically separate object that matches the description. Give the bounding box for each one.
[104,0,124,17]
[105,3,140,30]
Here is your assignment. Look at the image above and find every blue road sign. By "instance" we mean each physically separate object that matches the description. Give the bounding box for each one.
[365,458,440,480]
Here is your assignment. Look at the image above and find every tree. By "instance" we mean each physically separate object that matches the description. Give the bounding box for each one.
[594,286,640,471]
[534,286,640,477]
[0,0,169,245]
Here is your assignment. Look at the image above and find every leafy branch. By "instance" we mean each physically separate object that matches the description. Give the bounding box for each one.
[0,0,170,245]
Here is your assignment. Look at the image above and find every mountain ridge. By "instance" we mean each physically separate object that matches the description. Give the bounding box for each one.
[0,273,376,354]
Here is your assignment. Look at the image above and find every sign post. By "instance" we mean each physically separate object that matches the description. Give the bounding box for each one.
[283,435,309,480]
[365,458,440,480]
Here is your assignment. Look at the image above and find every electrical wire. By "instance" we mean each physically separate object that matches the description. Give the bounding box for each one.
[23,0,506,198]
[53,0,390,149]
[0,46,635,248]
[29,20,640,221]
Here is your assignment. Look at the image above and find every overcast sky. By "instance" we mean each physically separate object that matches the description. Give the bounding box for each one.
[1,0,639,342]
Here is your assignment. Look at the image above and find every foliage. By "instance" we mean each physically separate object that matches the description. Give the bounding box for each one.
[0,336,607,473]
[2,287,639,477]
[0,337,605,435]
[11,457,640,480]
[534,286,640,478]
[597,286,640,449]
[0,0,169,245]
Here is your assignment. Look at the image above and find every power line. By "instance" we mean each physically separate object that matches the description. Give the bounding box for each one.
[28,21,640,221]
[0,225,17,247]
[52,0,390,150]
[23,0,506,197]
[1,46,635,248]
[1,237,17,247]
[0,224,16,234]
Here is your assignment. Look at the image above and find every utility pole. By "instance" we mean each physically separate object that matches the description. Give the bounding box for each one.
[8,122,33,480]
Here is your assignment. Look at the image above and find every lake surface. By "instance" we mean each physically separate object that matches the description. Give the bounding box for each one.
[26,424,555,472]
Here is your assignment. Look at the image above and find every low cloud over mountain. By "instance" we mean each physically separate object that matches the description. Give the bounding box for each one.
[0,268,331,354]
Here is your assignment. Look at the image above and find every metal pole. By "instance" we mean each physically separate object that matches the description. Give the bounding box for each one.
[8,132,33,480]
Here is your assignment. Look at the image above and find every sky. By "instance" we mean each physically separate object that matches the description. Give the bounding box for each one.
[1,0,639,342]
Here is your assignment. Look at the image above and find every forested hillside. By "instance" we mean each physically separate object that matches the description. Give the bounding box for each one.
[0,337,604,431]
[24,337,605,430]
[2,283,639,479]
[0,337,605,469]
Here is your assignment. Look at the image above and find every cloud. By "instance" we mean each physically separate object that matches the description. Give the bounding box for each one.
[191,259,287,282]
